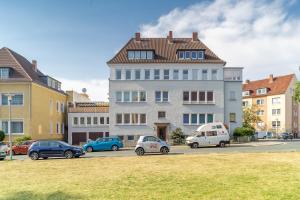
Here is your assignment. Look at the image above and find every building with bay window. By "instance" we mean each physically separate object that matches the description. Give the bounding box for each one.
[107,31,243,145]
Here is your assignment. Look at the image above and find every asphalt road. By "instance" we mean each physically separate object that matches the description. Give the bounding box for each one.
[8,140,300,160]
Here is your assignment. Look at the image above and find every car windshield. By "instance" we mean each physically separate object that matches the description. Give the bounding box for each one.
[192,131,199,136]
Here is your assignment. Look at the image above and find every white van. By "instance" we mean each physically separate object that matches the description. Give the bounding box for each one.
[256,131,273,139]
[186,122,230,148]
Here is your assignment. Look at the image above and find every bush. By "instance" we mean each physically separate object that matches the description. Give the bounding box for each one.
[0,130,4,142]
[170,128,185,145]
[15,136,32,145]
[233,127,254,137]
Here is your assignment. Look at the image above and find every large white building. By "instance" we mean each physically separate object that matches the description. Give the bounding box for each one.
[107,31,243,145]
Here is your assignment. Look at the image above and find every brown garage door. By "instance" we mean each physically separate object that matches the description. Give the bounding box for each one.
[89,132,103,140]
[72,132,87,145]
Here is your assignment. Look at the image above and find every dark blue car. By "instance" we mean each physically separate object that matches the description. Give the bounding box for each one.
[83,137,123,152]
[28,140,85,160]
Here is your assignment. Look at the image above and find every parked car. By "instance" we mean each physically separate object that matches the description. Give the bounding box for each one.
[255,131,273,139]
[280,133,293,140]
[0,145,6,160]
[135,136,170,156]
[83,137,123,152]
[28,140,85,160]
[186,122,230,148]
[6,140,36,155]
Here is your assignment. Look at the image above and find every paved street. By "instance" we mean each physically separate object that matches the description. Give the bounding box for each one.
[8,140,300,160]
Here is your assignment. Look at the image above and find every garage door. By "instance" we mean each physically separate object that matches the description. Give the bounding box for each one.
[89,132,103,140]
[72,132,87,145]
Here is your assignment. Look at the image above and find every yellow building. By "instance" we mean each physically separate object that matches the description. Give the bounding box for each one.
[242,74,299,137]
[0,47,67,141]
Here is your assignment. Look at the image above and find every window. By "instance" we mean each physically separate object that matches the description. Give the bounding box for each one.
[202,70,208,80]
[10,121,23,134]
[124,113,130,124]
[211,70,218,80]
[100,117,105,124]
[106,117,109,124]
[207,114,214,123]
[116,114,122,124]
[123,91,130,102]
[140,114,146,124]
[154,69,160,80]
[1,121,8,134]
[105,132,110,137]
[135,70,141,80]
[56,101,60,112]
[141,51,146,59]
[191,51,197,59]
[191,114,197,124]
[56,122,60,134]
[272,97,280,104]
[191,91,197,102]
[145,70,150,80]
[178,51,185,59]
[198,51,204,59]
[242,101,249,107]
[185,51,190,59]
[229,91,236,101]
[242,91,250,97]
[128,51,134,59]
[128,135,134,141]
[93,117,98,125]
[207,91,214,102]
[134,51,140,59]
[256,99,264,105]
[173,70,179,80]
[125,70,131,80]
[0,68,10,79]
[87,117,91,125]
[116,91,122,102]
[192,69,198,80]
[164,69,169,80]
[132,91,138,102]
[199,91,206,102]
[158,111,166,118]
[272,109,281,115]
[257,110,264,116]
[162,91,169,102]
[183,91,189,101]
[73,117,78,125]
[229,113,236,122]
[272,121,280,128]
[61,103,64,113]
[1,94,23,105]
[140,91,146,102]
[132,113,138,124]
[199,114,205,124]
[183,114,190,124]
[146,51,153,59]
[256,88,267,95]
[183,70,189,80]
[80,117,85,125]
[116,69,121,80]
[155,91,161,102]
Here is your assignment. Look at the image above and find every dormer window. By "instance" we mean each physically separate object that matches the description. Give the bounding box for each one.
[128,50,154,60]
[0,67,10,79]
[242,91,250,97]
[178,50,205,60]
[256,88,267,95]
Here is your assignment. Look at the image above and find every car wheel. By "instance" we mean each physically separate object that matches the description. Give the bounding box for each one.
[42,157,48,159]
[86,146,93,152]
[64,150,73,159]
[135,147,144,156]
[111,145,119,151]
[219,141,226,148]
[192,142,198,149]
[160,147,169,155]
[30,152,39,160]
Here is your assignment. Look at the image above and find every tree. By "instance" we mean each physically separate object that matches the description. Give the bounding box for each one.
[243,105,261,129]
[0,130,5,142]
[170,128,185,145]
[293,81,300,102]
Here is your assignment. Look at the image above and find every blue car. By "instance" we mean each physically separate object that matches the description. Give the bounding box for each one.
[83,137,123,152]
[28,140,85,160]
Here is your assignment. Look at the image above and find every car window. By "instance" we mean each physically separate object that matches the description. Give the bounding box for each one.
[49,141,60,147]
[197,132,205,137]
[206,131,217,136]
[39,141,49,147]
[145,136,158,142]
[212,126,217,129]
[216,125,222,129]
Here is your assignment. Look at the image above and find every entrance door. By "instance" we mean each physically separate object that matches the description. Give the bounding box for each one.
[157,126,167,141]
[72,132,87,145]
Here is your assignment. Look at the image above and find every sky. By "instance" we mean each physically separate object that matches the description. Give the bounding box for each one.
[1,0,300,101]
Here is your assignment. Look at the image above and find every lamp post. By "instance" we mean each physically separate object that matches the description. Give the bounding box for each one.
[7,94,14,160]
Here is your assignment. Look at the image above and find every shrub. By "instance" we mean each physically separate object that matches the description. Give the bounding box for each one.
[15,136,32,145]
[233,127,254,137]
[170,128,185,145]
[0,130,4,142]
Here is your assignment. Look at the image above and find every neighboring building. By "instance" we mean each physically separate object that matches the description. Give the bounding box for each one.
[68,102,109,145]
[0,47,67,141]
[66,90,91,108]
[107,31,243,145]
[243,74,299,137]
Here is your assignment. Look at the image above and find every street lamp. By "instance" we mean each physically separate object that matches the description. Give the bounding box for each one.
[7,94,14,160]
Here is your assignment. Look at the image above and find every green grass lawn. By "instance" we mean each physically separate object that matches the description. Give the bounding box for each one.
[1,152,300,200]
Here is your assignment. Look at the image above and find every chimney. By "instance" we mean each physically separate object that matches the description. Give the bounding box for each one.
[245,79,250,84]
[167,31,173,43]
[269,74,274,83]
[192,32,198,41]
[32,60,37,72]
[135,32,141,42]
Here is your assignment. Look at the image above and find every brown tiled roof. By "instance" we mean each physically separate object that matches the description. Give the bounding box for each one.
[75,102,109,107]
[68,106,109,113]
[107,38,225,64]
[243,74,295,98]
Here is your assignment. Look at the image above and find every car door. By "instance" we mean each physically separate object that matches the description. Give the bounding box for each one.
[196,132,209,146]
[95,138,104,151]
[38,141,51,157]
[143,136,159,153]
[49,141,64,157]
[20,141,29,154]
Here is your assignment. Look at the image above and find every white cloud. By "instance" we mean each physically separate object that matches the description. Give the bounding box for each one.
[140,0,300,80]
[59,78,109,102]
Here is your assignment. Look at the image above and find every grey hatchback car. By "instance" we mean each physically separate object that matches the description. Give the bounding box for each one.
[135,136,170,156]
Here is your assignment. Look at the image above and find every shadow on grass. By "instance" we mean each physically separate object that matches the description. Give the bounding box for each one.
[4,191,83,200]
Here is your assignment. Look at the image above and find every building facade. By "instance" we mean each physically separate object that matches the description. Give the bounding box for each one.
[107,32,243,145]
[242,74,299,137]
[0,47,67,141]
